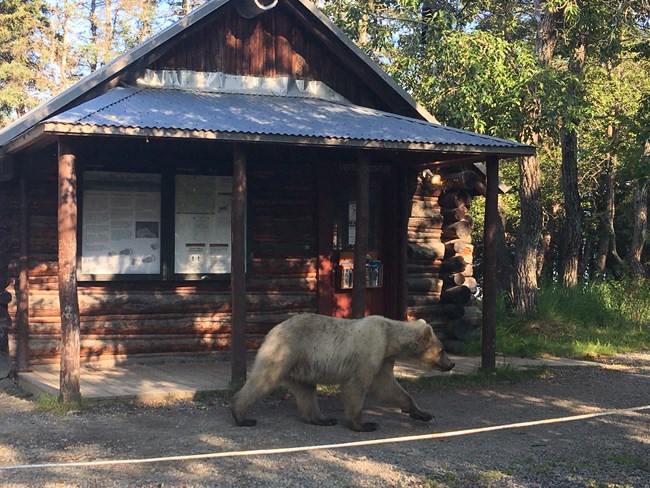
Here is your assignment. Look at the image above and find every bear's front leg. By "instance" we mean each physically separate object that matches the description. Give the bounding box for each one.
[342,383,377,432]
[370,360,434,423]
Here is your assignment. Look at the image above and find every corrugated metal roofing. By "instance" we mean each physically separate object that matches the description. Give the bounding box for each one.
[0,0,438,150]
[47,87,531,152]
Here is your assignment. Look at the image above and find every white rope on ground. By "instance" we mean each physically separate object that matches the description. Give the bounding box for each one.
[1,404,649,472]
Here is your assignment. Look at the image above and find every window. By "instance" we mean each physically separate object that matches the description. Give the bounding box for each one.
[80,170,235,280]
[174,175,233,275]
[81,171,161,276]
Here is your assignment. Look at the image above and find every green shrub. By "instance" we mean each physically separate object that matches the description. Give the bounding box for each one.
[464,277,650,359]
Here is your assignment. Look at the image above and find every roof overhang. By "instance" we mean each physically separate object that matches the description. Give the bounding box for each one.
[34,121,533,157]
[5,86,535,165]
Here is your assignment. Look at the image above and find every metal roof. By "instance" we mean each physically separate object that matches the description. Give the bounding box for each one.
[0,0,437,151]
[44,87,533,155]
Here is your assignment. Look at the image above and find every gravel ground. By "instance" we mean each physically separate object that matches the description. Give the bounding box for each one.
[1,354,649,487]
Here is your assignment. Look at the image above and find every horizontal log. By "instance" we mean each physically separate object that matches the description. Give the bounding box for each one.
[25,291,317,317]
[438,191,473,208]
[440,255,467,274]
[441,205,470,223]
[444,239,468,259]
[408,215,444,229]
[408,295,443,307]
[444,318,479,342]
[247,277,317,291]
[411,194,439,204]
[408,243,445,261]
[410,199,442,218]
[441,220,473,241]
[407,277,443,293]
[440,285,472,306]
[441,304,465,319]
[464,306,482,326]
[440,170,486,195]
[406,264,441,275]
[463,277,478,293]
[443,273,465,288]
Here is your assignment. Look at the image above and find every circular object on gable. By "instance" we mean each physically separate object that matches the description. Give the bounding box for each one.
[236,0,279,18]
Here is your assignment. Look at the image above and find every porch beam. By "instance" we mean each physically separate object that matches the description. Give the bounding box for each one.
[352,155,369,318]
[231,143,248,385]
[58,137,81,403]
[481,156,499,370]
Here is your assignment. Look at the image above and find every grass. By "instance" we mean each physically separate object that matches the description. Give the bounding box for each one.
[35,393,84,415]
[463,277,650,359]
[399,364,551,390]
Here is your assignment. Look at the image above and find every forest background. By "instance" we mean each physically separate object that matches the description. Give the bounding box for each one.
[1,0,648,354]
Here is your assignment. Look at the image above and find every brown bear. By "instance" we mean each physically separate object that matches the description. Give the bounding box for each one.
[231,313,455,432]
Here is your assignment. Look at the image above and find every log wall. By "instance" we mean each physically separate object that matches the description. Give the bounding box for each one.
[407,169,483,350]
[6,153,319,366]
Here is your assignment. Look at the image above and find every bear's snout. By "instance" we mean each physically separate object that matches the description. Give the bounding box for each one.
[442,361,455,372]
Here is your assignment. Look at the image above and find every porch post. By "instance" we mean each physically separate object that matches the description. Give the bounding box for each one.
[396,166,410,320]
[481,156,499,370]
[317,162,334,316]
[231,143,247,384]
[352,155,369,318]
[16,172,30,371]
[58,138,81,403]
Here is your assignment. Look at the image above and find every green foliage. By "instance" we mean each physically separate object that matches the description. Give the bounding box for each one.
[0,0,48,123]
[35,393,84,415]
[399,364,551,390]
[465,278,650,358]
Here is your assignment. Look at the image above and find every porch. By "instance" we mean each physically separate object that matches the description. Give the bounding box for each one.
[15,354,593,403]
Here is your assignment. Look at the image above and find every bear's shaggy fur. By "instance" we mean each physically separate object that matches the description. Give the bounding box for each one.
[231,313,455,432]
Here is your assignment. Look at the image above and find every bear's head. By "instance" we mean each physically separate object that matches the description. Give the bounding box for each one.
[418,322,455,372]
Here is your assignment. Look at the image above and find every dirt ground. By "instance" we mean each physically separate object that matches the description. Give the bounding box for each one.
[1,354,649,488]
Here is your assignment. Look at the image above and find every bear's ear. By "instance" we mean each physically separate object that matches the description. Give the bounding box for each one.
[419,325,433,343]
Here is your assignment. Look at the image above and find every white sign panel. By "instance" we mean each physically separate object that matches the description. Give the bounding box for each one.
[81,172,161,275]
[175,175,232,274]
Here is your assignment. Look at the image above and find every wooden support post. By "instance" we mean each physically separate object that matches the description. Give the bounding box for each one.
[352,156,369,318]
[396,166,410,320]
[317,162,334,316]
[58,138,81,403]
[231,144,247,385]
[16,172,30,371]
[481,156,499,370]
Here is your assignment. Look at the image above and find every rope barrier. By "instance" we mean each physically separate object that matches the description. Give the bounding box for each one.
[2,404,649,471]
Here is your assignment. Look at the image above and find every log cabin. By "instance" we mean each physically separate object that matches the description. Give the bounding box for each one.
[0,0,534,398]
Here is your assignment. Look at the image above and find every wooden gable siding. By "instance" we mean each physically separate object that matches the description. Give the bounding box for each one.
[6,142,319,366]
[149,4,390,112]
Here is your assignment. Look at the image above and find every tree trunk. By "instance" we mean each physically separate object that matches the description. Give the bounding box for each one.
[594,160,624,278]
[560,38,587,288]
[495,205,513,296]
[625,179,648,276]
[514,152,542,314]
[511,2,560,312]
[560,127,582,286]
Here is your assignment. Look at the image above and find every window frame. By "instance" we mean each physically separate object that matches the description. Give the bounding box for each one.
[77,166,237,283]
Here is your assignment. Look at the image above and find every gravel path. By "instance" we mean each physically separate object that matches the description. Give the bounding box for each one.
[1,354,649,487]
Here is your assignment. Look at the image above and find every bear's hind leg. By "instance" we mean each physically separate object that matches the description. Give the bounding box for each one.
[341,382,377,432]
[285,379,337,426]
[369,361,433,422]
[231,357,288,427]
